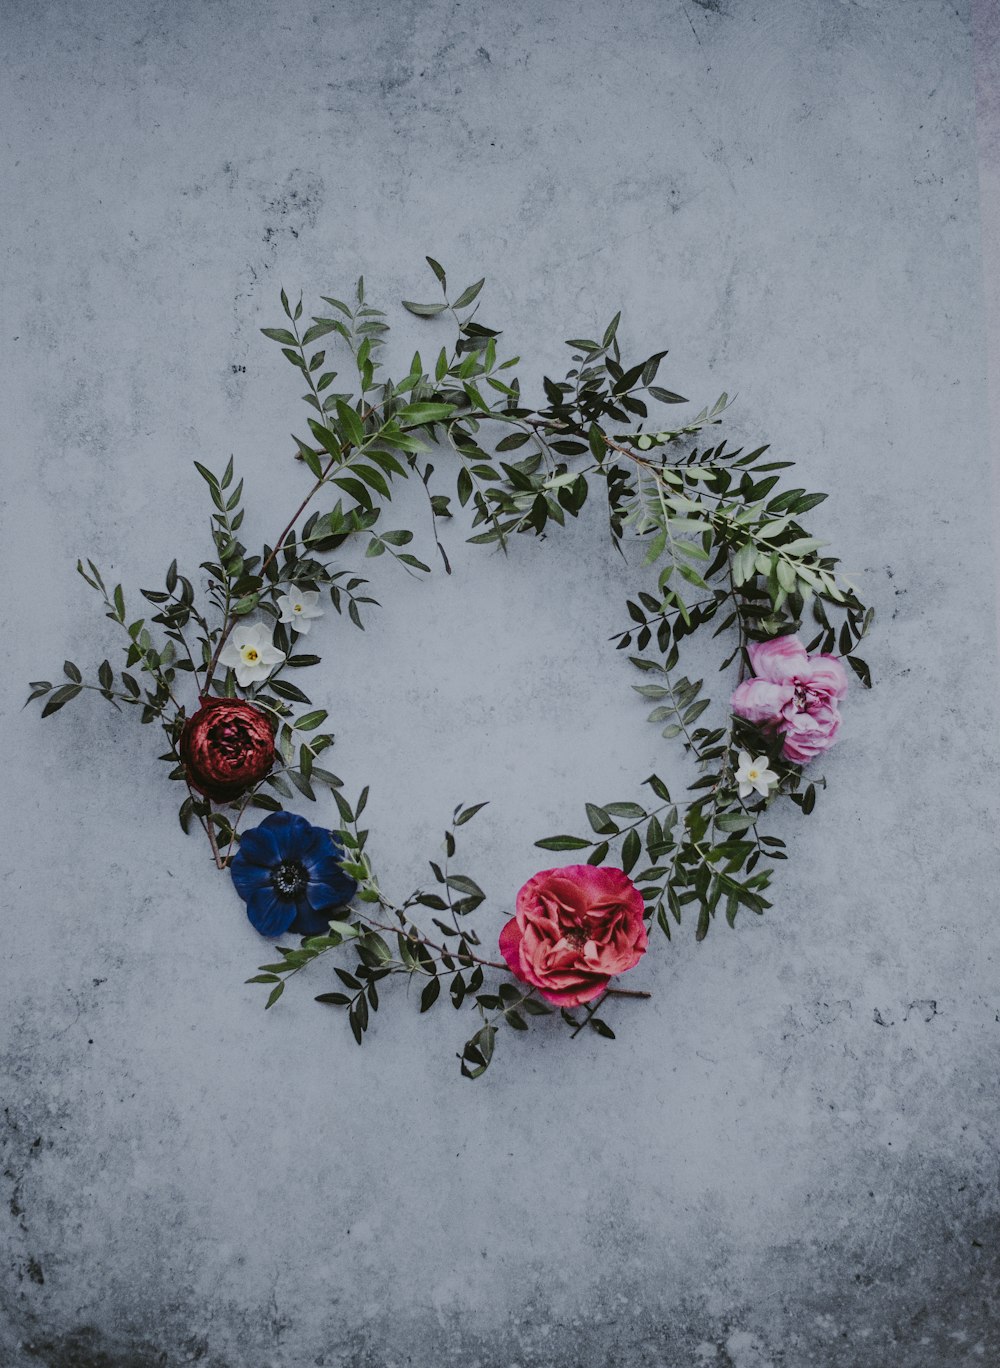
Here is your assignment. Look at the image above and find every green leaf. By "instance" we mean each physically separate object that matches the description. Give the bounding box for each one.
[534,835,591,851]
[400,402,455,428]
[402,300,448,318]
[453,278,485,309]
[585,802,618,835]
[261,327,298,346]
[445,874,484,898]
[265,982,285,1010]
[604,802,647,819]
[425,256,447,286]
[622,828,641,874]
[327,920,359,939]
[301,321,340,345]
[420,977,441,1012]
[295,709,328,731]
[40,683,82,717]
[335,399,365,449]
[455,801,488,825]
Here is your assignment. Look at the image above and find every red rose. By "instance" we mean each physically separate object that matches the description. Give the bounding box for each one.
[179,696,276,802]
[499,865,648,1007]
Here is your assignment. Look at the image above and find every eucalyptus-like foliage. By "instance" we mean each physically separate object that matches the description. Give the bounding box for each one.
[27,261,872,1076]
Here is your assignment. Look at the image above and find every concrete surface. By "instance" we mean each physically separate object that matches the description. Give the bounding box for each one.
[2,1,999,1364]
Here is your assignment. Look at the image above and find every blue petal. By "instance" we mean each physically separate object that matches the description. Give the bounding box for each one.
[302,828,346,866]
[230,853,272,904]
[238,811,315,867]
[289,900,335,936]
[306,860,358,912]
[237,824,285,868]
[247,887,296,938]
[272,812,319,860]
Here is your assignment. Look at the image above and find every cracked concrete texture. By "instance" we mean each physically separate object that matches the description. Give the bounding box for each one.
[2,0,998,1364]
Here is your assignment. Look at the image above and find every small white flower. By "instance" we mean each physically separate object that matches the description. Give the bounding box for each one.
[218,622,285,687]
[734,749,779,800]
[277,585,324,636]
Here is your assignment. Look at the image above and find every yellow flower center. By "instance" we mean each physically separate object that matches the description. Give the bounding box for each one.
[242,647,259,663]
[293,603,303,613]
[748,768,759,780]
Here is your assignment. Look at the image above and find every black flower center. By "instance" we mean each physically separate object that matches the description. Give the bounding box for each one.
[272,860,308,900]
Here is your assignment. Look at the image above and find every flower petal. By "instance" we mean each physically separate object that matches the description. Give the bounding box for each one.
[305,865,358,913]
[235,824,286,868]
[498,918,525,979]
[796,653,849,700]
[289,900,335,936]
[238,811,312,865]
[534,974,609,1007]
[218,638,242,668]
[246,887,295,937]
[731,678,794,724]
[748,635,809,683]
[229,855,272,901]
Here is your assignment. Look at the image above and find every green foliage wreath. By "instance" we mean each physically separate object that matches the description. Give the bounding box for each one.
[28,260,872,1076]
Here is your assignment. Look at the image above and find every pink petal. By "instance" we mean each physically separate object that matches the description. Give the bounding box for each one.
[498,918,526,978]
[747,635,809,683]
[796,653,849,701]
[731,678,795,724]
[780,708,841,762]
[534,974,609,1007]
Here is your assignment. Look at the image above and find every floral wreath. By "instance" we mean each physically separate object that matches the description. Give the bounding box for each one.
[28,261,872,1078]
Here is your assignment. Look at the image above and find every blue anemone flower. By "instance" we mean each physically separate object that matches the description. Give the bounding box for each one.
[230,811,358,938]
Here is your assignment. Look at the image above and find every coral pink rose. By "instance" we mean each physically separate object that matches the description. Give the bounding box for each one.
[499,865,648,1007]
[731,635,848,764]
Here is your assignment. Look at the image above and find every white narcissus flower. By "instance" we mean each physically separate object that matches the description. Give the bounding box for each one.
[218,622,285,687]
[277,586,324,635]
[734,749,779,800]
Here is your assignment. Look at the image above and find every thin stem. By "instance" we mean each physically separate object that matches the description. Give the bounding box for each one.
[363,907,508,973]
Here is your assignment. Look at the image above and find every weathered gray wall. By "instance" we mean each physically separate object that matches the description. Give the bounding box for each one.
[3,1,999,1365]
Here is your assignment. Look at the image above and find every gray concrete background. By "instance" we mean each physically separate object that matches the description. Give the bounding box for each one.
[2,1,999,1364]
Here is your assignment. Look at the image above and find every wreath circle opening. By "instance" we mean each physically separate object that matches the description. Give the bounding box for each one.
[28,261,872,1078]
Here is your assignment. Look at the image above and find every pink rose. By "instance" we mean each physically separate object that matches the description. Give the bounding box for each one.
[731,635,848,764]
[499,865,648,1007]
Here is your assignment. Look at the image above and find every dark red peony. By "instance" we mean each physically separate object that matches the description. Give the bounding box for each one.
[180,696,276,802]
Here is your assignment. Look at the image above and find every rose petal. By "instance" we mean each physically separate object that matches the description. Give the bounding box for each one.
[731,678,795,724]
[796,653,849,700]
[747,635,809,683]
[499,917,527,977]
